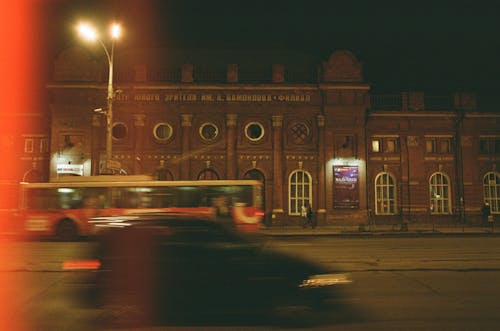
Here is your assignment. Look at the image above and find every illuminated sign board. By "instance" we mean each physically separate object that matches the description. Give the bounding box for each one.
[56,164,83,176]
[333,165,359,208]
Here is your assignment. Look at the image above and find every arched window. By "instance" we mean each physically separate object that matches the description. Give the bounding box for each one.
[375,172,397,215]
[288,170,312,215]
[483,172,500,214]
[429,172,451,214]
[197,168,219,180]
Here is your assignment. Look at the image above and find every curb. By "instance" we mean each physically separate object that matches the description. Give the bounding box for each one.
[258,227,499,237]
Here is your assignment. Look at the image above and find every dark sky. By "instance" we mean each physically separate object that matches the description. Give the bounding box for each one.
[41,0,500,97]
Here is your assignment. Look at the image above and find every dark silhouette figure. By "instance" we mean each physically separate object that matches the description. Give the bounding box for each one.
[481,202,491,227]
[302,203,315,228]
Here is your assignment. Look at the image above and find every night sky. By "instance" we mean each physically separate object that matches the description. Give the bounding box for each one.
[40,0,500,100]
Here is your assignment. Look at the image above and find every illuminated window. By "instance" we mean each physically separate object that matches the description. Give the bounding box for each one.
[199,123,219,142]
[371,139,380,152]
[375,172,396,215]
[288,170,312,215]
[429,172,451,214]
[153,123,173,142]
[484,172,500,214]
[112,123,128,140]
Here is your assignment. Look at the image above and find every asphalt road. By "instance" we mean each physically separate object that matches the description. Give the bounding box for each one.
[2,235,500,330]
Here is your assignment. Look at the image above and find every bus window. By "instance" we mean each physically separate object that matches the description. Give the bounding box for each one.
[26,188,57,209]
[147,187,176,208]
[176,186,201,207]
[81,188,107,208]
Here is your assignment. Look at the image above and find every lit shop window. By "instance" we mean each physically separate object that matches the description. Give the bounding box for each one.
[199,123,219,142]
[375,172,396,215]
[245,122,264,142]
[288,170,312,215]
[112,123,128,140]
[429,172,451,214]
[153,123,173,142]
[484,172,500,214]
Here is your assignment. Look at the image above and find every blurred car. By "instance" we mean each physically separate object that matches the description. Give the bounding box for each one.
[86,214,350,327]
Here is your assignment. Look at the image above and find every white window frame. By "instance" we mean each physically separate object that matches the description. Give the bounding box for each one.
[483,172,500,214]
[429,172,451,214]
[375,172,397,215]
[288,170,312,215]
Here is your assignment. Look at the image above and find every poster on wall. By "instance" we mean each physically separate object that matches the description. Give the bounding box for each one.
[333,165,359,208]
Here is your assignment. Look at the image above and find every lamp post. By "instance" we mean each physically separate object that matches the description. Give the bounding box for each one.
[78,22,121,174]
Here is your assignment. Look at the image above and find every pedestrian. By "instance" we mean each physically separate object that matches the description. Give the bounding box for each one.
[301,202,314,228]
[481,202,491,227]
[301,203,308,228]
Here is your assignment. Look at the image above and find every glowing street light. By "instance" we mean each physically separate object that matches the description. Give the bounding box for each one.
[77,22,121,174]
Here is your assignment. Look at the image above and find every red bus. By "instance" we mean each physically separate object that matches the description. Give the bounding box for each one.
[18,176,264,240]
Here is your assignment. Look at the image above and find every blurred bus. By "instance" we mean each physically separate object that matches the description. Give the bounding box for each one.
[18,176,264,240]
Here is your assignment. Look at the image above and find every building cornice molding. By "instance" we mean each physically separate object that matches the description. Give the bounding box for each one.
[46,83,320,91]
[47,82,373,91]
[370,112,500,118]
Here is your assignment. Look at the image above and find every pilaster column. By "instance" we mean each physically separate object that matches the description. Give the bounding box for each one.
[272,115,284,214]
[226,113,237,179]
[133,114,146,174]
[316,115,326,217]
[181,114,193,180]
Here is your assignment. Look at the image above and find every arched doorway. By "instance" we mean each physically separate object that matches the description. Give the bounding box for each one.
[244,169,267,225]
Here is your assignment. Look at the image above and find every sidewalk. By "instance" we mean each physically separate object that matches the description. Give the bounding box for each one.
[258,223,499,237]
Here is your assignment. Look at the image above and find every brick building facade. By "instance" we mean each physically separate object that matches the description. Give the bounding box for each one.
[43,47,500,225]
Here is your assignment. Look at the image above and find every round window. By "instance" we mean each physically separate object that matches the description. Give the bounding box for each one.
[153,123,173,141]
[199,122,219,142]
[112,122,128,140]
[245,122,264,142]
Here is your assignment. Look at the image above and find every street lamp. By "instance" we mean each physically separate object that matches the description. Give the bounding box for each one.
[78,22,121,174]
